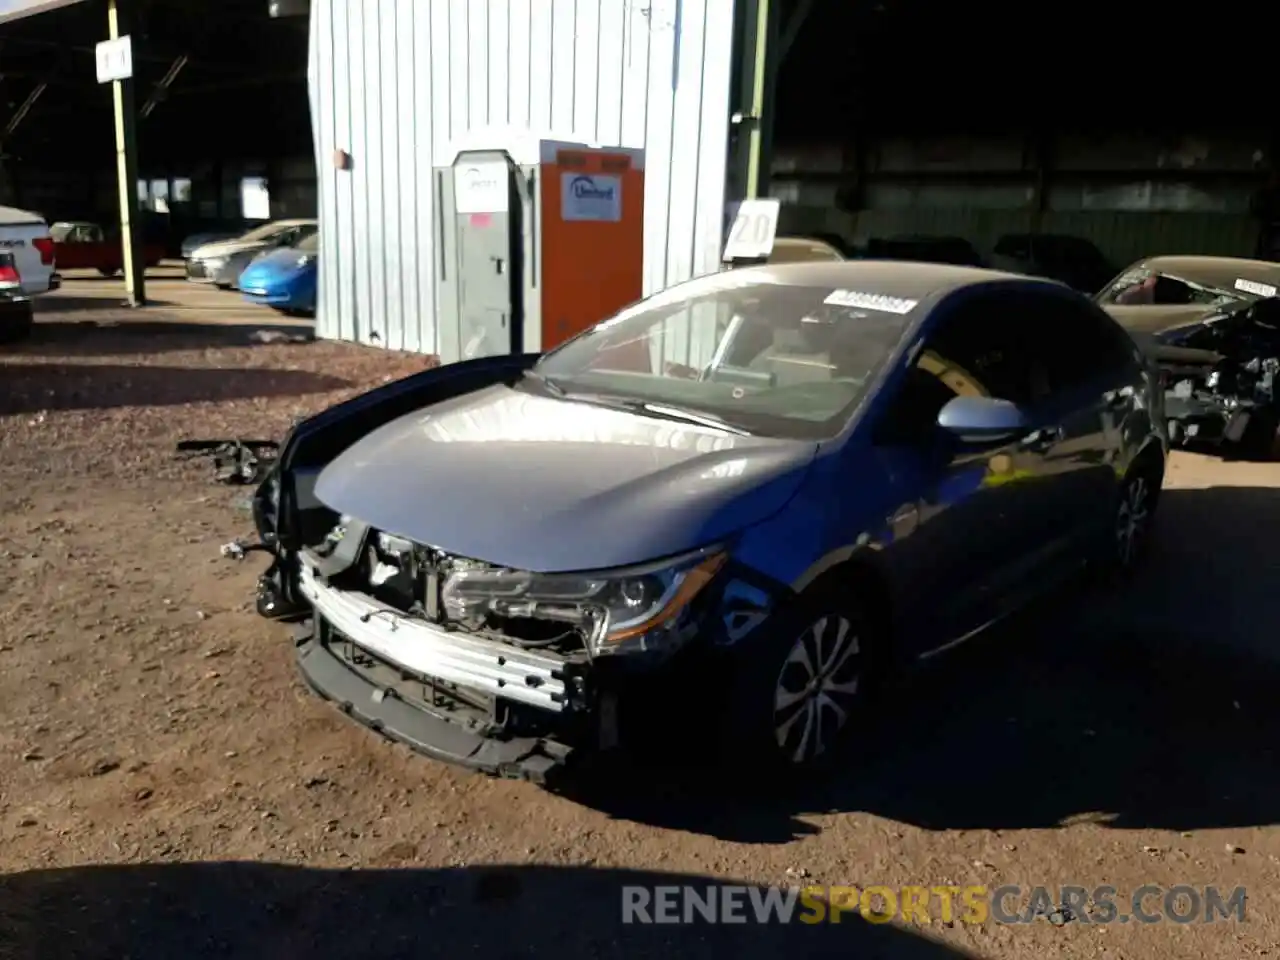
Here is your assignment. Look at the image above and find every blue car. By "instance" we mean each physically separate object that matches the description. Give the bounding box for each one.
[249,261,1167,783]
[239,229,318,316]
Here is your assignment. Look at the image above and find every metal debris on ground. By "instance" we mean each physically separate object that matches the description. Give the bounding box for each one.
[175,438,280,485]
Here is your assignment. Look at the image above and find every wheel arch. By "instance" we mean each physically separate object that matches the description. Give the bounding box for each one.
[793,551,895,648]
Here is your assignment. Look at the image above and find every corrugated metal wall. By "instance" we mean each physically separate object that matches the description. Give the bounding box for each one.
[307,0,736,353]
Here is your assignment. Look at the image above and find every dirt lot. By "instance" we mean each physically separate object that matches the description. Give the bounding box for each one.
[1,281,1279,959]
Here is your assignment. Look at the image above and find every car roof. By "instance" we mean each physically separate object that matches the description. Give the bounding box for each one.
[1128,255,1280,292]
[707,259,1035,302]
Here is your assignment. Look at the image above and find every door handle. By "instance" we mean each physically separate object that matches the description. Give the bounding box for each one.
[1021,425,1064,452]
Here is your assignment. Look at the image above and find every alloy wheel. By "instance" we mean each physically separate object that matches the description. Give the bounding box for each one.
[773,614,861,764]
[1115,474,1152,568]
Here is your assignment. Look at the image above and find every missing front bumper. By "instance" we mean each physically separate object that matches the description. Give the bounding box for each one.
[293,619,578,784]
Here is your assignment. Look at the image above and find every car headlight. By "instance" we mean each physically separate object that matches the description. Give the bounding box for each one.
[441,547,727,655]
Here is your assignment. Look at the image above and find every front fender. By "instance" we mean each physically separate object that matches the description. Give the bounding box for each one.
[257,352,541,553]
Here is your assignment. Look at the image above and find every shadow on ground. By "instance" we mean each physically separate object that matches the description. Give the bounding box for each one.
[0,862,973,960]
[0,363,348,414]
[33,295,235,314]
[6,318,314,357]
[562,486,1280,844]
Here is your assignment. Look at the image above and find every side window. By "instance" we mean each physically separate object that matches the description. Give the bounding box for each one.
[874,297,1038,446]
[1030,295,1136,395]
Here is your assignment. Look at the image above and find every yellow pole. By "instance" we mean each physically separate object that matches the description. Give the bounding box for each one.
[108,0,145,306]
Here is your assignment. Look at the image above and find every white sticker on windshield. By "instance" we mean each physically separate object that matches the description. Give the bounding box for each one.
[1235,277,1277,298]
[824,289,919,314]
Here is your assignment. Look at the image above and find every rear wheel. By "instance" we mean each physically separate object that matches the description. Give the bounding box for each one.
[1097,453,1163,579]
[97,266,120,277]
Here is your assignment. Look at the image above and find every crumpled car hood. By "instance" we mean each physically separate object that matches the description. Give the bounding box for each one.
[1101,303,1223,335]
[313,383,819,573]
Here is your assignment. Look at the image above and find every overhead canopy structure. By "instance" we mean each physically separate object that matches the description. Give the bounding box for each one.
[0,0,88,25]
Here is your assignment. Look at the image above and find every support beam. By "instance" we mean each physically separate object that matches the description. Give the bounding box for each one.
[2,82,47,139]
[140,54,188,119]
[727,0,781,203]
[777,0,815,64]
[107,0,146,306]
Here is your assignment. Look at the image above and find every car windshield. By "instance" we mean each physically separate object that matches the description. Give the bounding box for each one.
[295,230,319,253]
[528,275,919,440]
[1096,267,1249,308]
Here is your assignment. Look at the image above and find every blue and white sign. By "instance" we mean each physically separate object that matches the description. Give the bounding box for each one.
[561,173,622,223]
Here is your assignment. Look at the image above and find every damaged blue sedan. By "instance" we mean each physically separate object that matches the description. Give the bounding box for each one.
[249,261,1167,783]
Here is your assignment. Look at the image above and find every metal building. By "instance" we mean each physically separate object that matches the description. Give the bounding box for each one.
[307,0,737,353]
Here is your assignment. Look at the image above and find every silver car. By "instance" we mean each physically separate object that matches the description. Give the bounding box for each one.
[186,219,317,289]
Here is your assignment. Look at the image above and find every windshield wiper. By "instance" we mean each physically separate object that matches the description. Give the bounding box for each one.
[560,391,750,435]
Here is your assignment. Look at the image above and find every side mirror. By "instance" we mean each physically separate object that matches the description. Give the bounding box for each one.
[937,395,1029,444]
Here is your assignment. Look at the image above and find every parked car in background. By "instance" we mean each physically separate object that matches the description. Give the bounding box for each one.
[864,235,985,267]
[0,205,58,294]
[765,236,846,264]
[186,219,317,290]
[181,231,243,259]
[239,228,319,316]
[50,221,166,276]
[989,233,1116,294]
[248,261,1166,784]
[0,251,34,343]
[1097,254,1280,458]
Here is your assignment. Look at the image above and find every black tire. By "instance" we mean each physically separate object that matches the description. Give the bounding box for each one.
[0,310,33,345]
[723,582,886,778]
[214,282,231,290]
[1095,452,1163,580]
[1237,408,1280,461]
[97,267,120,277]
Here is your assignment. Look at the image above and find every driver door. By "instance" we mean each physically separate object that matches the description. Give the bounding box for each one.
[872,294,1057,650]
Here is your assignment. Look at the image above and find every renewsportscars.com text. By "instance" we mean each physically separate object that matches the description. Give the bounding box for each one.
[621,884,1247,926]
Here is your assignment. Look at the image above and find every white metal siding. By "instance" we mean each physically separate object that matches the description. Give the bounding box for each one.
[308,0,736,352]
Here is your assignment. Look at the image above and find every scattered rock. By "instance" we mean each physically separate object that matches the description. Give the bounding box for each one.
[134,788,154,802]
[90,759,121,777]
[22,749,43,761]
[1225,844,1245,855]
[785,867,809,879]
[18,816,38,828]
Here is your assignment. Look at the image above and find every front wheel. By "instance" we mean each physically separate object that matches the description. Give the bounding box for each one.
[724,585,884,776]
[1237,408,1280,461]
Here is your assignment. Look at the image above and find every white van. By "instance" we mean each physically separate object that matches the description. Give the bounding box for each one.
[0,205,59,294]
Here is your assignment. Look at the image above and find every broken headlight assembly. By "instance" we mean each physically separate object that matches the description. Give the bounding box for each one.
[441,547,727,656]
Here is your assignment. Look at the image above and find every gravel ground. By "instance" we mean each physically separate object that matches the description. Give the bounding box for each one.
[2,292,1279,959]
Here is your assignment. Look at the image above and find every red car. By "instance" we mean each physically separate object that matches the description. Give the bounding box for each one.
[50,221,165,276]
